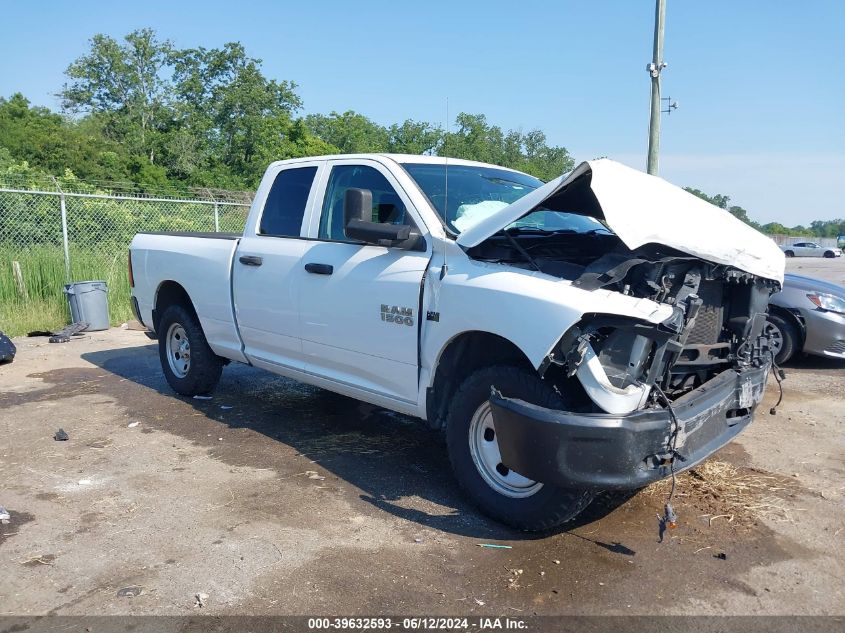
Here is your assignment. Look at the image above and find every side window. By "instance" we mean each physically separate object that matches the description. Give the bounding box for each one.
[259,166,318,237]
[319,165,414,241]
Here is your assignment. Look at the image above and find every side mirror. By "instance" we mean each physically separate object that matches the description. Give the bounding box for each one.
[343,188,414,247]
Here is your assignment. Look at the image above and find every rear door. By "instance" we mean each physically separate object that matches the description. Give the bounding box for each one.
[297,159,431,405]
[233,161,323,369]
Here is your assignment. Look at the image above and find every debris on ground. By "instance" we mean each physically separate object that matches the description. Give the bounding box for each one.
[0,506,10,524]
[78,479,92,486]
[53,428,69,441]
[127,421,140,428]
[643,459,800,524]
[22,555,55,566]
[117,586,143,598]
[305,471,325,480]
[714,552,728,560]
[477,543,512,549]
[506,568,523,589]
[33,322,89,344]
[195,592,209,608]
[0,331,16,364]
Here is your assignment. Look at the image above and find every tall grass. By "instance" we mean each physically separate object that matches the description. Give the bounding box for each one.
[0,245,134,337]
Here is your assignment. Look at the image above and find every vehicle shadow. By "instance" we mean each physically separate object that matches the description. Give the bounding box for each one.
[784,354,845,371]
[80,343,638,542]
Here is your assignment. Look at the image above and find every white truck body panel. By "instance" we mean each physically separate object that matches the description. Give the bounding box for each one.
[132,234,246,363]
[420,240,673,378]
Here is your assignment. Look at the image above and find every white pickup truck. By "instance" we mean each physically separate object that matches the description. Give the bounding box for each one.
[130,154,785,530]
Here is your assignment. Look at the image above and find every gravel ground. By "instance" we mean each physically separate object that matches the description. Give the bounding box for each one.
[0,257,843,617]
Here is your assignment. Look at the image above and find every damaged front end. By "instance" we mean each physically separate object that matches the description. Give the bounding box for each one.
[458,158,785,491]
[490,256,780,491]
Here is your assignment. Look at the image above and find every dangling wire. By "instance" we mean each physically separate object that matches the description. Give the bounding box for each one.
[769,350,785,415]
[653,384,679,541]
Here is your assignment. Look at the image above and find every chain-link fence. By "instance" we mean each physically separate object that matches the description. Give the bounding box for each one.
[0,176,251,336]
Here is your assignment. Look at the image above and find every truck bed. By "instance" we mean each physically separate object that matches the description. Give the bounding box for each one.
[130,232,246,363]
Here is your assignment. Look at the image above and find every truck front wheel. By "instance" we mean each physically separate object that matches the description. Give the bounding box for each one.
[158,304,223,396]
[446,365,594,531]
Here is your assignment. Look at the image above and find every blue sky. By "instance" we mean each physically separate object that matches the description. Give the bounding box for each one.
[1,0,843,225]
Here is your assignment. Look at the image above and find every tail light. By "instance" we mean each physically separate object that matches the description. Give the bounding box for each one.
[128,251,135,288]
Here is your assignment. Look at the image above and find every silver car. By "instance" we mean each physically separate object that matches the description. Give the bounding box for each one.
[767,273,845,363]
[780,241,842,258]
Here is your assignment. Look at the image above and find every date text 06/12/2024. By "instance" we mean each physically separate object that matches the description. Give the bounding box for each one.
[307,616,527,629]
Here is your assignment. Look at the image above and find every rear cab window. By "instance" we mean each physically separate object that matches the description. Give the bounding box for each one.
[259,166,318,237]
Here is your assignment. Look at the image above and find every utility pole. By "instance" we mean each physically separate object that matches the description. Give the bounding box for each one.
[646,0,667,175]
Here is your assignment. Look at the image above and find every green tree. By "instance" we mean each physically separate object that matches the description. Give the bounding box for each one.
[171,42,303,183]
[387,119,442,155]
[60,28,173,163]
[0,93,135,182]
[443,113,573,180]
[305,111,390,154]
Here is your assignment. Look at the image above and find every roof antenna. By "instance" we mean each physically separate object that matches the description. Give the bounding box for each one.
[440,96,449,280]
[444,96,449,220]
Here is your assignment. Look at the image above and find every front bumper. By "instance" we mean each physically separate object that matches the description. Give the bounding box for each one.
[490,365,769,491]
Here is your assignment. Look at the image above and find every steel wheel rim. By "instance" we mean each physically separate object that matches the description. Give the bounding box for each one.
[468,401,543,498]
[166,323,191,378]
[765,321,783,357]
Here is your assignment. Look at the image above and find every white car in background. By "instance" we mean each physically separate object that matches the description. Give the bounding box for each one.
[780,241,841,258]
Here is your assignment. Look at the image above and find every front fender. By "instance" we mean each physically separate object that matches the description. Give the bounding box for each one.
[421,257,673,378]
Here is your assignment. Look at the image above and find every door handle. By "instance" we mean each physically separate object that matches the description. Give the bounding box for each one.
[304,263,333,275]
[239,255,263,266]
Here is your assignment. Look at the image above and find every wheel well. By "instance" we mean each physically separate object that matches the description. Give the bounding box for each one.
[768,305,805,350]
[152,281,198,333]
[426,331,534,430]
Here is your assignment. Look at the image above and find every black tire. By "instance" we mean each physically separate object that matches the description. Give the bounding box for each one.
[766,313,799,365]
[446,365,594,531]
[158,304,223,396]
[824,250,835,258]
[784,250,794,258]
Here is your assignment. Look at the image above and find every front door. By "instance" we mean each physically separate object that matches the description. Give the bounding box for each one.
[298,160,431,404]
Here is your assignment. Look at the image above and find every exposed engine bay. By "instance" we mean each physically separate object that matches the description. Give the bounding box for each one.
[468,230,780,405]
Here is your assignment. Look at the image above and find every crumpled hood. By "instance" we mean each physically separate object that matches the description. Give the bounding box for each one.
[456,159,785,284]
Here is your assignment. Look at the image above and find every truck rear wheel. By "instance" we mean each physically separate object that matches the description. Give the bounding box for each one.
[446,365,594,531]
[158,304,223,396]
